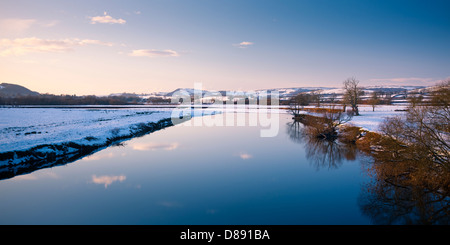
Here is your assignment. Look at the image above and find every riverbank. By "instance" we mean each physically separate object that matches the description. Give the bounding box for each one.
[0,108,179,179]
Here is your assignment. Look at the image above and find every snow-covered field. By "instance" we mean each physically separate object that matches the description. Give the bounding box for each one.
[0,106,225,178]
[0,108,174,154]
[279,104,407,132]
[345,105,407,132]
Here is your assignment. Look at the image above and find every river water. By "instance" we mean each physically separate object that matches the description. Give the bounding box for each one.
[0,112,374,224]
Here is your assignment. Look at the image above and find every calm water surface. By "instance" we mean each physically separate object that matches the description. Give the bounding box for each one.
[0,112,373,224]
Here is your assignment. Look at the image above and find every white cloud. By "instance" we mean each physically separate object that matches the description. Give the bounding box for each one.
[128,49,180,57]
[91,175,126,188]
[0,37,113,56]
[78,39,114,46]
[90,12,126,24]
[233,41,254,48]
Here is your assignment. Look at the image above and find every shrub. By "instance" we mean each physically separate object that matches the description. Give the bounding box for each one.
[356,131,383,153]
[338,125,362,143]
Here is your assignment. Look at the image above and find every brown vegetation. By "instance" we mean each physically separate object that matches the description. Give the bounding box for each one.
[286,80,449,224]
[297,105,353,140]
[338,124,362,143]
[303,107,343,114]
[355,80,450,224]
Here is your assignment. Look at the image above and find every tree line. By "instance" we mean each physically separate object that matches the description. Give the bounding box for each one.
[0,94,144,106]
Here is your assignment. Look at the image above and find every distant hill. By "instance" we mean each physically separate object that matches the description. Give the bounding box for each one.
[141,85,429,105]
[0,83,40,97]
[158,85,427,98]
[0,82,430,104]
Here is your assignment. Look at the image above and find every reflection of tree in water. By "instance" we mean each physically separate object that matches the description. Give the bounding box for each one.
[356,123,450,224]
[286,121,357,170]
[288,119,450,224]
[305,137,357,170]
[287,120,304,144]
[357,82,450,224]
[358,160,450,225]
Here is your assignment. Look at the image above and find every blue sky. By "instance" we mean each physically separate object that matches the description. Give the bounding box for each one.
[0,0,449,95]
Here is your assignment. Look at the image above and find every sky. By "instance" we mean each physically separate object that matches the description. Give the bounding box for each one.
[0,0,449,95]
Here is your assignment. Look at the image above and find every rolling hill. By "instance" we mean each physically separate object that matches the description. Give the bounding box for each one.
[0,83,40,97]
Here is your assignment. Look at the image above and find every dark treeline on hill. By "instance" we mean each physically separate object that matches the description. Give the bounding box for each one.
[0,94,145,106]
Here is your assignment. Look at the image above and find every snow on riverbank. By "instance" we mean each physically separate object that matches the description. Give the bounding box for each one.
[0,108,174,154]
[346,105,407,132]
[0,107,222,178]
[280,104,408,133]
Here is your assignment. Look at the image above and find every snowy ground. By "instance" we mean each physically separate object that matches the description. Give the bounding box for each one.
[0,106,225,177]
[0,108,174,154]
[278,104,408,132]
[345,105,407,132]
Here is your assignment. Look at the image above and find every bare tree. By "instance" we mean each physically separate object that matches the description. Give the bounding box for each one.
[343,77,362,115]
[311,89,323,107]
[368,80,450,198]
[341,93,349,112]
[329,92,337,104]
[407,93,424,108]
[302,104,353,140]
[289,93,311,119]
[369,91,380,112]
[321,104,353,132]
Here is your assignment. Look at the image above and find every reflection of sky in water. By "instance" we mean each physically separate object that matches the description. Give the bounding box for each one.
[91,175,126,188]
[0,113,372,225]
